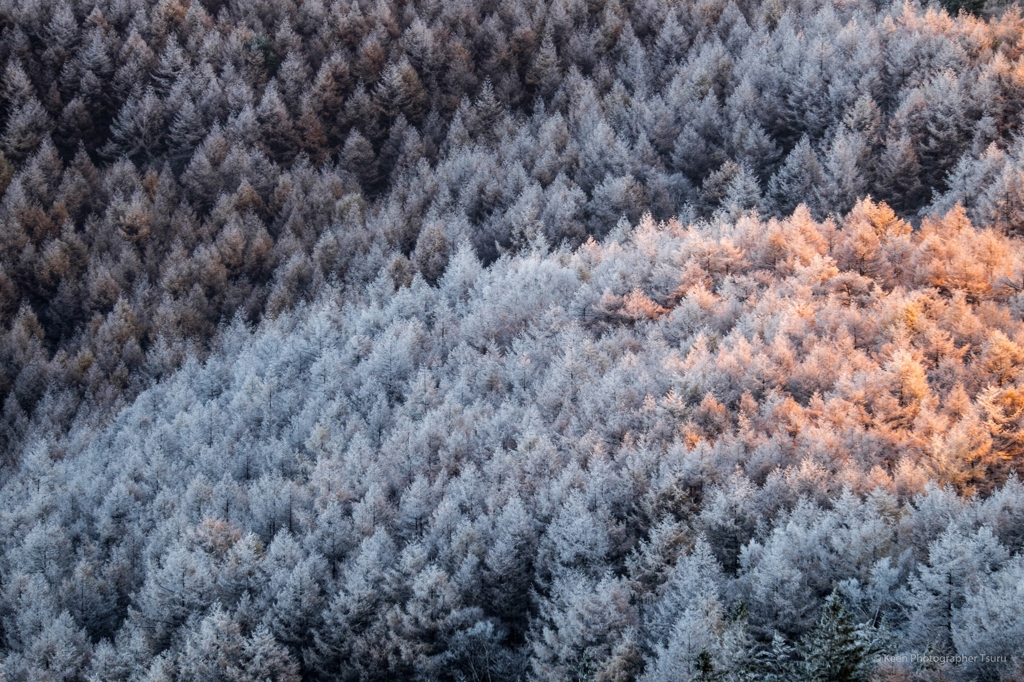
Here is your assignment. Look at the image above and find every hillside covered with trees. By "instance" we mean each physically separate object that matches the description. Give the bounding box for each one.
[2,0,1024,679]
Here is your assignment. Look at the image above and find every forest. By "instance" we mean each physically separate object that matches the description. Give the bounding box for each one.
[1,0,1024,679]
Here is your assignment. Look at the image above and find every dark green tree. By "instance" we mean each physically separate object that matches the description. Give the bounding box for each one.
[798,594,869,682]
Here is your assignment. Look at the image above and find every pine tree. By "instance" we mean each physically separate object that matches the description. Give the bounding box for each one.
[797,594,868,682]
[877,135,924,214]
[721,164,763,218]
[152,35,188,95]
[256,83,299,165]
[979,164,1024,236]
[341,129,382,193]
[767,137,826,218]
[373,58,428,126]
[411,222,450,285]
[471,79,504,143]
[1,59,35,116]
[2,97,52,162]
[819,128,869,216]
[168,97,206,171]
[744,632,800,682]
[527,31,561,101]
[905,525,1009,654]
[102,88,167,163]
[977,385,1024,488]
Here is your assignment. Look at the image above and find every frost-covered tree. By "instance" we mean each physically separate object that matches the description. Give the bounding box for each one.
[1,1,1024,680]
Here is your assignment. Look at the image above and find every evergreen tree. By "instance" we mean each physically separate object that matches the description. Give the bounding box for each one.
[797,594,869,682]
[767,137,826,218]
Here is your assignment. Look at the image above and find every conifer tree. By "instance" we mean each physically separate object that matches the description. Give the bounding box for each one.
[797,594,868,682]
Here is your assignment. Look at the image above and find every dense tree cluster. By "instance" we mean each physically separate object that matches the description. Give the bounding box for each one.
[3,202,1024,680]
[4,0,1024,452]
[5,0,1024,679]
